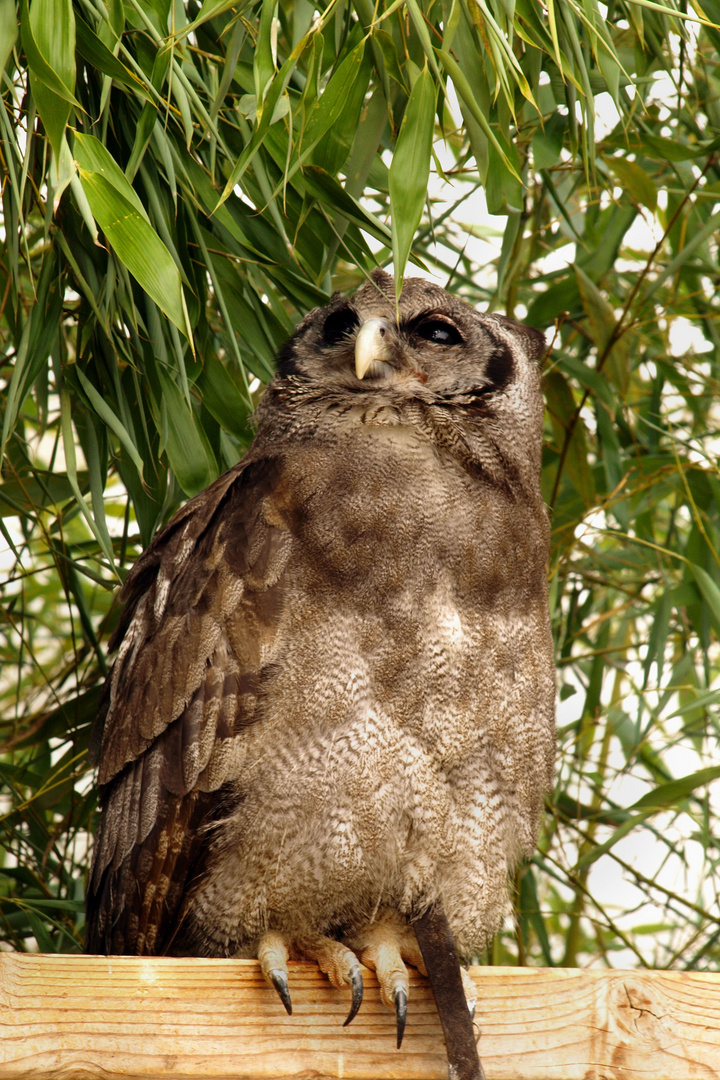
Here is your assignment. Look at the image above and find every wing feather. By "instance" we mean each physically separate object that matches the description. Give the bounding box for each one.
[86,455,293,955]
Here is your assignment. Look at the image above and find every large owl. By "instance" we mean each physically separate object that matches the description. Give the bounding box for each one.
[86,270,556,1080]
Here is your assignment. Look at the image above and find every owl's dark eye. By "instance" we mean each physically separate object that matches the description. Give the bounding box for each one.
[323,307,360,345]
[414,319,463,346]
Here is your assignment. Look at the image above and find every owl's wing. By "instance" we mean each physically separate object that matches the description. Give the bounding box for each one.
[86,454,293,955]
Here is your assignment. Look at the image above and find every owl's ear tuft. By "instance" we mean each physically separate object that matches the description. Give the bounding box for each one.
[489,315,547,363]
[369,267,394,293]
[521,324,548,362]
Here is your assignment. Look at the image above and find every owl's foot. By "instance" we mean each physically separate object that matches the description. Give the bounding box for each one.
[257,929,363,1025]
[257,915,472,1054]
[344,912,428,1049]
[460,965,478,1018]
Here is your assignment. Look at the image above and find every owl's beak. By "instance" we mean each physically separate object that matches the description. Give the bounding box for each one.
[355,318,393,380]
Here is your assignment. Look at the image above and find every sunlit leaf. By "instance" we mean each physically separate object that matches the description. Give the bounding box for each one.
[23,0,77,158]
[77,168,189,337]
[388,62,436,298]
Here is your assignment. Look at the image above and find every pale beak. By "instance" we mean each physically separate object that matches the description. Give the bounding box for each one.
[354,318,393,380]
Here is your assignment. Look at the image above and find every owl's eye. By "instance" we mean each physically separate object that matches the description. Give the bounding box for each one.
[414,319,463,346]
[323,307,360,345]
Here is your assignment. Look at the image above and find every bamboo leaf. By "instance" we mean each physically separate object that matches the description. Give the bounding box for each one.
[388,62,436,298]
[437,48,522,183]
[76,168,190,338]
[544,369,596,506]
[73,132,150,220]
[74,14,146,92]
[73,367,145,479]
[690,566,720,637]
[0,0,18,76]
[23,0,77,158]
[573,264,629,394]
[59,388,118,573]
[606,157,657,212]
[155,368,217,497]
[630,766,720,811]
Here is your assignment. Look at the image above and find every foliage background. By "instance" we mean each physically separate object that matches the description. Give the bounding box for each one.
[1,0,719,967]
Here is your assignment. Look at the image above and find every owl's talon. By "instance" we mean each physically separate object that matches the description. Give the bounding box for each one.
[460,966,478,1019]
[343,964,364,1026]
[394,986,407,1048]
[269,968,292,1015]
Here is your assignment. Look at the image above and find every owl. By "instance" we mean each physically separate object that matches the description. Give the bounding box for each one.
[86,270,556,1080]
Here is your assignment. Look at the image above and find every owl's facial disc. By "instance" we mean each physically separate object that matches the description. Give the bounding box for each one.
[354,318,394,381]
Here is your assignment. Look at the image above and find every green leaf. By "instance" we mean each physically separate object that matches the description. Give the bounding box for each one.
[573,265,629,395]
[59,388,118,573]
[73,367,145,478]
[26,910,55,952]
[0,0,18,76]
[1,256,61,463]
[532,114,566,170]
[74,14,146,92]
[155,368,217,497]
[303,167,392,247]
[576,811,654,869]
[197,354,253,441]
[23,0,77,159]
[527,274,582,327]
[303,42,368,156]
[0,472,82,518]
[630,766,720,811]
[544,369,596,506]
[690,566,720,637]
[558,355,616,412]
[219,43,301,202]
[438,48,521,184]
[309,43,371,174]
[176,0,240,38]
[73,132,150,220]
[76,168,190,338]
[254,0,278,104]
[373,28,408,90]
[641,133,702,162]
[606,156,657,212]
[388,63,436,298]
[19,0,78,106]
[486,137,523,214]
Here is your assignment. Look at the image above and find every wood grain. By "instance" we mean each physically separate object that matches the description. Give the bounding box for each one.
[1,955,718,1080]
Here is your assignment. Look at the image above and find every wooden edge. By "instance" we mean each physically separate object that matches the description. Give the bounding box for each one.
[1,955,719,1080]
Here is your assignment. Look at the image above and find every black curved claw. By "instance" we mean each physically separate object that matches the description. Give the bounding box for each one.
[394,987,407,1049]
[343,964,364,1027]
[269,968,292,1015]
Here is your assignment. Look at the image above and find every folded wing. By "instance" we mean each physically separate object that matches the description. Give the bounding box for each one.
[86,455,293,955]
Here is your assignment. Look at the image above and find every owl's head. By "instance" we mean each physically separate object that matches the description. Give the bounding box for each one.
[275,270,545,405]
[260,271,547,484]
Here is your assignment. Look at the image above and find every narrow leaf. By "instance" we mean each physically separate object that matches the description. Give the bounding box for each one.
[74,367,145,478]
[155,368,217,497]
[77,168,189,337]
[388,63,436,298]
[630,766,720,811]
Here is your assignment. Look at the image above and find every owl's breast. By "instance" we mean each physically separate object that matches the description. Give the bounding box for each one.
[283,422,547,606]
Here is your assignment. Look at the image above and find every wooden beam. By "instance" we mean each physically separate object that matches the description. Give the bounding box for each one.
[1,955,718,1079]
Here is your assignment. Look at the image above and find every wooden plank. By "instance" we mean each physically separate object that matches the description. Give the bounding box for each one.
[1,955,719,1080]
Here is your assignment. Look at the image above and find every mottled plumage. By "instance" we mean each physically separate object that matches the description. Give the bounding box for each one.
[86,270,555,1080]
